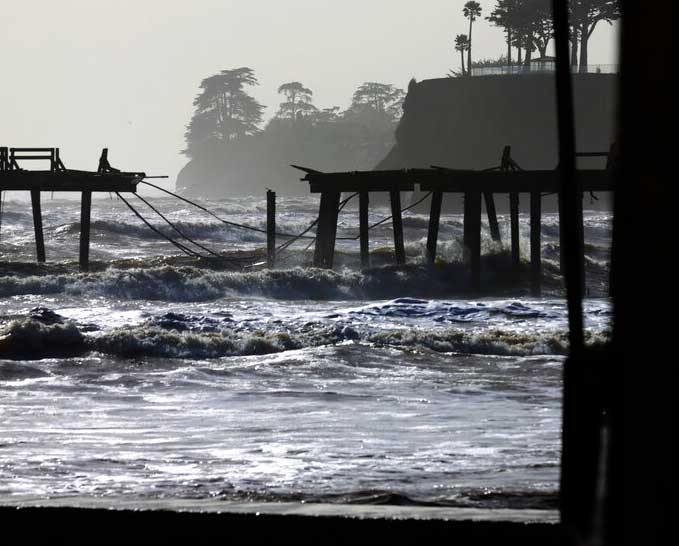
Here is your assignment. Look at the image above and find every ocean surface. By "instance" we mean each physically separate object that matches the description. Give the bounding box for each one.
[0,194,612,510]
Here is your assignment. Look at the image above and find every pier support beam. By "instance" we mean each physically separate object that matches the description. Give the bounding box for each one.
[313,191,340,269]
[390,190,405,265]
[30,190,46,263]
[509,192,520,273]
[530,191,542,296]
[558,192,586,292]
[79,190,92,271]
[266,190,276,268]
[484,192,501,242]
[426,190,443,264]
[576,192,585,294]
[359,191,370,268]
[464,191,482,292]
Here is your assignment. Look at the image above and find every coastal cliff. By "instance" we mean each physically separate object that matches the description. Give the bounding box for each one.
[381,74,617,170]
[379,74,617,211]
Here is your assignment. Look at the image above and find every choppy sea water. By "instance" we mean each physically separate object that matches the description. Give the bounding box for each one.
[0,194,612,510]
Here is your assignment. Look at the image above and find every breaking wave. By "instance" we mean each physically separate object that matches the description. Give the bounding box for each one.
[0,257,560,302]
[0,309,609,361]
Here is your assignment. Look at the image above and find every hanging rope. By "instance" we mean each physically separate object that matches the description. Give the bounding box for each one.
[356,191,433,235]
[141,180,318,240]
[115,193,204,258]
[132,192,222,258]
[284,191,434,260]
[275,192,358,257]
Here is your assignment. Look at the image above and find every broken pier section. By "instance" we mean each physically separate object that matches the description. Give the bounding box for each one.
[296,147,614,295]
[0,147,145,270]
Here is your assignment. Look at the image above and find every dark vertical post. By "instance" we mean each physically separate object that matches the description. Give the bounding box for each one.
[426,190,443,264]
[359,191,370,268]
[313,193,330,268]
[266,190,276,268]
[553,0,591,543]
[79,191,92,271]
[530,190,542,296]
[314,191,341,269]
[464,191,482,291]
[510,192,520,272]
[577,191,585,293]
[324,191,341,269]
[390,190,405,265]
[484,192,501,242]
[30,190,46,263]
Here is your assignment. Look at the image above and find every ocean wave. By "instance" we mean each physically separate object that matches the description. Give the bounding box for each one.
[346,298,556,322]
[0,310,609,361]
[54,219,265,243]
[0,266,363,301]
[1,258,555,302]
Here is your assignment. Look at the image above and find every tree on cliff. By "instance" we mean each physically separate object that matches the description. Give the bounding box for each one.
[348,83,405,122]
[276,82,317,124]
[462,1,482,75]
[487,0,553,67]
[486,0,514,66]
[570,0,620,71]
[184,67,265,156]
[526,0,555,59]
[454,34,470,75]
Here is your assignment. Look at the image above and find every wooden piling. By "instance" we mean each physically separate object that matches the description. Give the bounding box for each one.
[557,191,585,292]
[390,190,405,265]
[325,192,340,268]
[266,190,276,268]
[359,191,370,268]
[313,191,340,269]
[530,190,542,296]
[79,190,92,270]
[484,192,501,242]
[509,192,520,272]
[426,190,443,264]
[464,191,482,291]
[576,191,586,294]
[30,190,46,263]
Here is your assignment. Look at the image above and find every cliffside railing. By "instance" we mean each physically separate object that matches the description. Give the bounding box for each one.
[470,64,618,77]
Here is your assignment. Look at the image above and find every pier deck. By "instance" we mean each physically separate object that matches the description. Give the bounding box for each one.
[297,146,614,295]
[0,146,145,269]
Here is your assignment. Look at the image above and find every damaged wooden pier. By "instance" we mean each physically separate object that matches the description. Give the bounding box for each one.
[0,147,145,270]
[296,146,615,295]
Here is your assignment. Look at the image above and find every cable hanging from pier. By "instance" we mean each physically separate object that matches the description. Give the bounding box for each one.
[117,191,265,263]
[141,180,320,240]
[283,191,434,259]
[131,192,223,258]
[116,192,206,258]
[275,192,358,258]
[358,191,433,236]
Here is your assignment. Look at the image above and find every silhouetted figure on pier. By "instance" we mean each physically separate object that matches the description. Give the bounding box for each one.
[98,148,120,174]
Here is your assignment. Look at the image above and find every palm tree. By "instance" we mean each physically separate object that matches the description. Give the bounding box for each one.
[463,1,482,75]
[454,34,470,76]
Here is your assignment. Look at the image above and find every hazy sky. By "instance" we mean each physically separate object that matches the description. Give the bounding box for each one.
[1,0,618,188]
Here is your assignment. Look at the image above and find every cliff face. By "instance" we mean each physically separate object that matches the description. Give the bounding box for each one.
[379,73,617,180]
